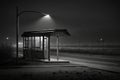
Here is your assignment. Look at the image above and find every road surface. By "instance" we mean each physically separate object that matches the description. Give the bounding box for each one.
[51,52,120,73]
[18,50,120,73]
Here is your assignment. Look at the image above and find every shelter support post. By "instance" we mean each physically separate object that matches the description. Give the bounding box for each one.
[48,36,50,61]
[42,36,44,58]
[56,36,59,61]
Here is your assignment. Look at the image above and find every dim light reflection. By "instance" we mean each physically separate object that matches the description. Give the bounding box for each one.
[12,42,23,48]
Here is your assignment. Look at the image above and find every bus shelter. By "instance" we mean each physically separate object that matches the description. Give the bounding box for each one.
[21,29,70,61]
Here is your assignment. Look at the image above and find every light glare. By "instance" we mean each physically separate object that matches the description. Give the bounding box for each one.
[6,37,9,40]
[44,14,50,18]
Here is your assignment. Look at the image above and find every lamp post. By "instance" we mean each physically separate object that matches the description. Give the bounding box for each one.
[16,6,49,64]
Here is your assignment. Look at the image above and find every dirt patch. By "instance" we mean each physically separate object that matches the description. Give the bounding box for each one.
[0,64,120,80]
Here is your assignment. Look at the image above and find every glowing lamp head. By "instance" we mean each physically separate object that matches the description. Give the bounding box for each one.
[44,14,50,18]
[6,37,9,40]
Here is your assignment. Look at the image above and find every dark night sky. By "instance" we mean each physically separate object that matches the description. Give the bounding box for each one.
[0,0,120,44]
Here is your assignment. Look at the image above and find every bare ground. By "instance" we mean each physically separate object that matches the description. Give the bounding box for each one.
[0,62,120,80]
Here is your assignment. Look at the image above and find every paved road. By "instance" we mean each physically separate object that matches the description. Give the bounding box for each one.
[18,50,120,73]
[51,52,120,73]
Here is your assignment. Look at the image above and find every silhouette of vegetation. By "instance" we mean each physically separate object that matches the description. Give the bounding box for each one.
[0,43,14,64]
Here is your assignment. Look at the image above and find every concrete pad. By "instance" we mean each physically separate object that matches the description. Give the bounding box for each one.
[39,58,70,63]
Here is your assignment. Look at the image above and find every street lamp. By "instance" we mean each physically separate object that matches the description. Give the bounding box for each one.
[16,6,49,63]
[44,14,50,18]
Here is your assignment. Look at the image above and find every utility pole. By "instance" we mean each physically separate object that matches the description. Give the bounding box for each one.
[16,6,19,64]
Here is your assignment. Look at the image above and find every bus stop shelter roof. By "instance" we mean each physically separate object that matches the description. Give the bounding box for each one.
[21,29,71,37]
